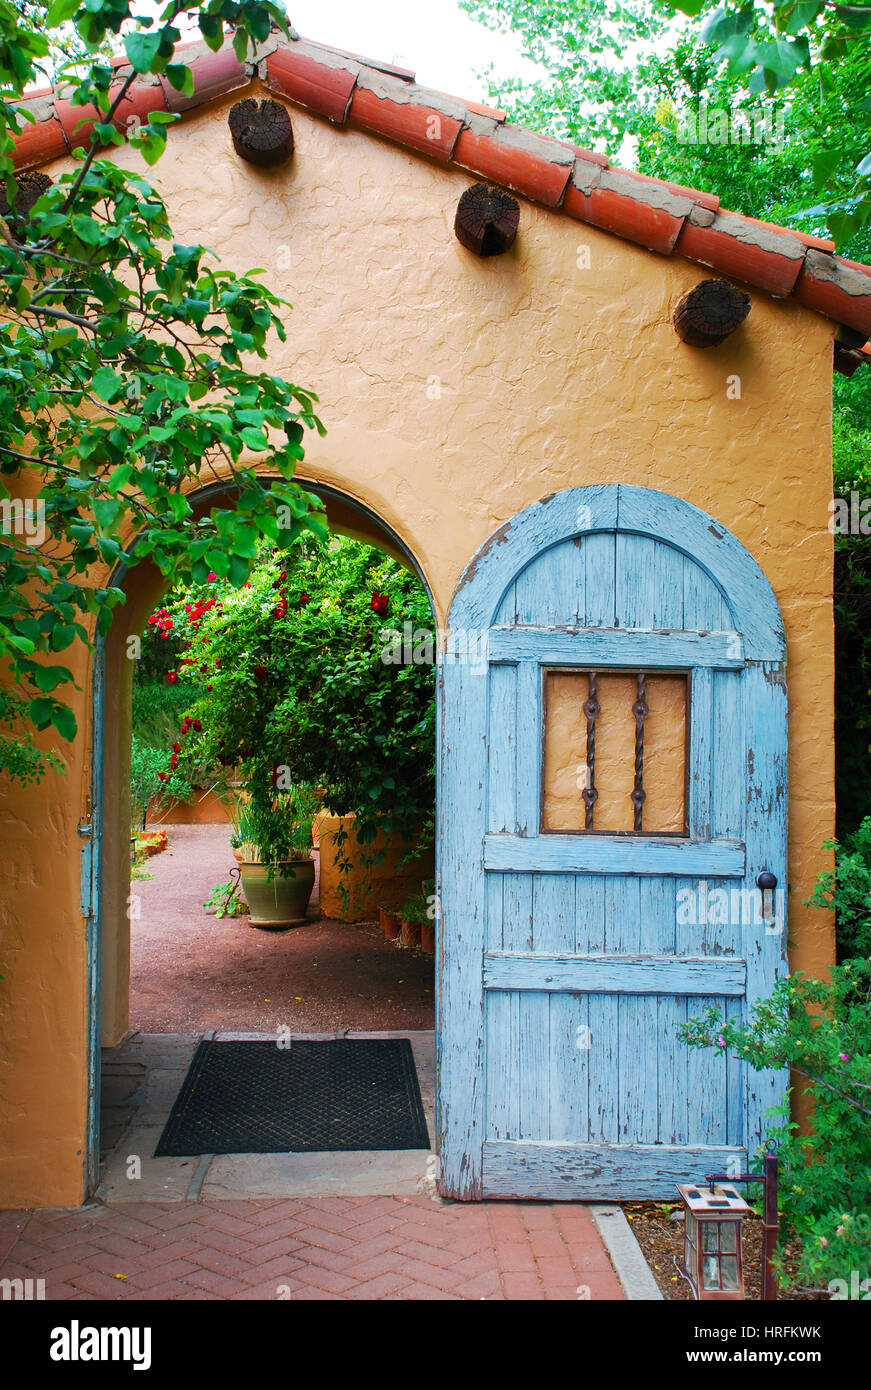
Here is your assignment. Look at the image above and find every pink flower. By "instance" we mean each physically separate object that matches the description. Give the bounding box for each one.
[839,1052,850,1062]
[207,572,218,581]
[819,1237,828,1247]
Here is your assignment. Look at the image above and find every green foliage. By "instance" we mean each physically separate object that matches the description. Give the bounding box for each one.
[203,876,247,918]
[682,959,871,1289]
[0,0,327,783]
[805,817,871,961]
[461,0,871,245]
[129,734,169,828]
[400,891,430,927]
[232,782,319,869]
[162,536,436,855]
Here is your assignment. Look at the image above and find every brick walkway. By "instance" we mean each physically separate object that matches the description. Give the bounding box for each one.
[0,1196,624,1301]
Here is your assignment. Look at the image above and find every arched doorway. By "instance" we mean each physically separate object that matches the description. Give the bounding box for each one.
[85,479,438,1191]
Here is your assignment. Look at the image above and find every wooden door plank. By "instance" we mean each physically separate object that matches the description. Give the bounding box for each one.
[482,952,747,994]
[489,626,744,667]
[484,833,745,876]
[481,1141,745,1200]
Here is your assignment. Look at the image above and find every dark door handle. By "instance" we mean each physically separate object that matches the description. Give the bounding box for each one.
[756,871,777,891]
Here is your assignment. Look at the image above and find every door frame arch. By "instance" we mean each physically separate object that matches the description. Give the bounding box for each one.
[85,478,439,1191]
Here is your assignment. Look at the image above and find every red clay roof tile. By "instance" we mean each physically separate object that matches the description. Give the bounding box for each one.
[454,125,573,206]
[675,213,805,297]
[11,28,871,352]
[264,44,356,124]
[350,83,463,162]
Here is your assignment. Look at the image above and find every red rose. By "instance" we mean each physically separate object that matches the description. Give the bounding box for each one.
[147,615,159,626]
[157,771,167,781]
[172,742,181,754]
[299,593,311,606]
[253,664,268,680]
[370,592,389,615]
[192,719,202,731]
[167,672,178,684]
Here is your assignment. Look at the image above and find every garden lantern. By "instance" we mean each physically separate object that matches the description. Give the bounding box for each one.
[677,1183,751,1300]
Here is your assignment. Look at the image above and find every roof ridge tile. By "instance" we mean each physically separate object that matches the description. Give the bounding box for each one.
[8,29,871,346]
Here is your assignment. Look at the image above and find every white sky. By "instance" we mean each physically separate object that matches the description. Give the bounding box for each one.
[278,1,537,104]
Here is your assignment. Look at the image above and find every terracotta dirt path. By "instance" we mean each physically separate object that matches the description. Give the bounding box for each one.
[130,824,435,1033]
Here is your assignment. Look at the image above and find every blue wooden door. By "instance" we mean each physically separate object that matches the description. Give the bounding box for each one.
[437,485,788,1200]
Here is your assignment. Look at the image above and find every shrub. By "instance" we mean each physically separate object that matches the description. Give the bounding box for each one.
[400,892,430,927]
[681,960,871,1290]
[805,816,871,961]
[160,536,436,853]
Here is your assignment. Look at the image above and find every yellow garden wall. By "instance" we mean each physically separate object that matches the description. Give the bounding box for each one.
[0,80,835,1206]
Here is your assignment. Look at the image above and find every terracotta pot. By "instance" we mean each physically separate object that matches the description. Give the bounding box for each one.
[400,918,421,947]
[231,845,243,864]
[420,922,435,953]
[239,858,315,929]
[379,907,402,940]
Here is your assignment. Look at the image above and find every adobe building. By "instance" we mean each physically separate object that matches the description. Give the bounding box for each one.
[2,28,869,1207]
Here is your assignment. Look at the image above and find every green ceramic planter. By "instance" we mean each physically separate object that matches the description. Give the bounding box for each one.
[239,859,315,929]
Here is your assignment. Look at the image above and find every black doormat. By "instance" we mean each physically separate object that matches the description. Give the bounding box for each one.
[154,1038,430,1157]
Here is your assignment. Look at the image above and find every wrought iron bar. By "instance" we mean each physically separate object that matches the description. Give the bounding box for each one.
[631,671,648,833]
[582,670,600,830]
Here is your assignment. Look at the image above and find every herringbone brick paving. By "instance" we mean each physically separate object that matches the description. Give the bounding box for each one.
[0,1197,624,1301]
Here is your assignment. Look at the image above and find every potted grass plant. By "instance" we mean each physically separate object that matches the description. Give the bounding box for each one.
[233,783,319,929]
[399,890,429,948]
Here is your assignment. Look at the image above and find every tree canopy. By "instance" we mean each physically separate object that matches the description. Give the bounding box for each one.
[0,1,326,783]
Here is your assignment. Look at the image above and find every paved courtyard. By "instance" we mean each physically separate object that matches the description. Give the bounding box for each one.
[0,1195,624,1301]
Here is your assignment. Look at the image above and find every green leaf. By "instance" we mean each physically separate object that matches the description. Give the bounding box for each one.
[124,30,163,73]
[91,366,123,402]
[32,665,73,693]
[813,150,842,189]
[93,498,122,532]
[71,214,104,246]
[52,704,77,741]
[165,63,194,97]
[46,0,81,23]
[107,464,133,494]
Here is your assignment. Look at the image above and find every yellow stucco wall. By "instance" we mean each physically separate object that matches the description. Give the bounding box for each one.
[0,81,835,1206]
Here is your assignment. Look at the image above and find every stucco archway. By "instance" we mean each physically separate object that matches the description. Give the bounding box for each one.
[88,477,438,1191]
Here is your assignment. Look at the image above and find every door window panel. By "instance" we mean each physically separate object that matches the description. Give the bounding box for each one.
[542,669,688,834]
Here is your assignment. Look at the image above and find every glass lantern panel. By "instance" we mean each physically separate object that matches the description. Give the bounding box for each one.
[719,1221,738,1255]
[701,1222,719,1253]
[721,1255,739,1291]
[702,1255,720,1288]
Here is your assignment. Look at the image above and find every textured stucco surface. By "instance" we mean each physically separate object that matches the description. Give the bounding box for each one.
[0,82,836,1207]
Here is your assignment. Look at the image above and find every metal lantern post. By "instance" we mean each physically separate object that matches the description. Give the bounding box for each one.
[678,1182,751,1300]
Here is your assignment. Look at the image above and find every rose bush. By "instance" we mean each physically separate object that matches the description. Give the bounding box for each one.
[141,535,436,858]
